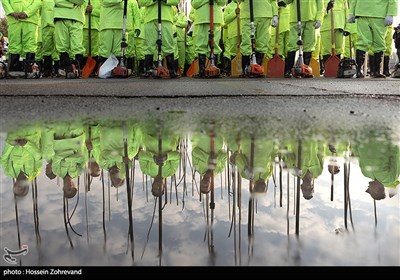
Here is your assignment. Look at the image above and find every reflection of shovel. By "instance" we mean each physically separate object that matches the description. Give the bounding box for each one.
[267,22,285,78]
[324,6,340,78]
[231,1,242,77]
[81,0,96,78]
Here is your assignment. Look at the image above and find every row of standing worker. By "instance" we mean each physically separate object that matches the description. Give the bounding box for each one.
[0,0,399,79]
[1,119,399,202]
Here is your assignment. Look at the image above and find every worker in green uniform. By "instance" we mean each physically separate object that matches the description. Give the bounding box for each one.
[138,0,179,78]
[239,0,278,76]
[2,0,41,76]
[320,0,347,70]
[348,0,398,78]
[54,0,87,78]
[267,3,290,64]
[222,0,239,76]
[191,0,225,77]
[125,0,142,76]
[175,6,190,75]
[39,0,60,77]
[0,125,42,197]
[279,0,324,78]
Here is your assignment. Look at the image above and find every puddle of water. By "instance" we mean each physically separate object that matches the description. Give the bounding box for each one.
[0,116,399,267]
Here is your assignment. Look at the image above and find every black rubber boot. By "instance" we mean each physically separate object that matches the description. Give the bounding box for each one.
[75,54,84,72]
[197,54,207,78]
[8,54,21,72]
[355,50,365,78]
[255,51,264,66]
[303,52,312,66]
[42,55,53,77]
[166,53,178,78]
[138,59,145,76]
[241,55,250,77]
[24,53,40,78]
[372,51,386,78]
[368,54,375,76]
[221,56,231,76]
[127,57,134,76]
[284,51,296,78]
[383,55,391,77]
[141,54,154,78]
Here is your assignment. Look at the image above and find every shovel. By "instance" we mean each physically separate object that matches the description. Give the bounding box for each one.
[324,5,340,78]
[81,0,96,78]
[267,22,285,78]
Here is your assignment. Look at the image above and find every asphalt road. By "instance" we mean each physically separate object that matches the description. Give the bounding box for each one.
[0,77,399,141]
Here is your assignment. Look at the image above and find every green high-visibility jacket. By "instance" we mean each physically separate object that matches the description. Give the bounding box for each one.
[349,0,398,18]
[54,0,86,23]
[285,0,324,23]
[239,0,278,19]
[191,0,224,25]
[224,0,239,39]
[320,0,348,31]
[99,0,139,30]
[41,0,56,28]
[2,0,42,25]
[138,0,179,23]
[0,126,42,181]
[84,0,101,30]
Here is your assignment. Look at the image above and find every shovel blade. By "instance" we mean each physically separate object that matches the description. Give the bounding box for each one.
[230,54,242,77]
[324,55,341,78]
[81,56,96,78]
[186,59,198,77]
[267,55,285,78]
[310,58,320,78]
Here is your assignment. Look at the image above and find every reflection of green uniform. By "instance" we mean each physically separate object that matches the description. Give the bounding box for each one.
[91,120,142,179]
[228,135,277,181]
[283,139,326,179]
[41,122,88,179]
[352,133,400,188]
[138,125,180,179]
[191,131,227,176]
[0,126,42,181]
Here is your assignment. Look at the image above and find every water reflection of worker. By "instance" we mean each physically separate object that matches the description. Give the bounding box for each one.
[282,138,326,200]
[191,127,228,194]
[90,120,142,188]
[138,123,180,197]
[41,121,88,199]
[228,133,278,195]
[351,131,400,200]
[0,125,42,197]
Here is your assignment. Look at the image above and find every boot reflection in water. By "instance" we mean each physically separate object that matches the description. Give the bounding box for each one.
[152,175,165,197]
[301,171,314,200]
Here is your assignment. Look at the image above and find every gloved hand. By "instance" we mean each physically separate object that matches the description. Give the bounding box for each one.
[272,15,278,27]
[343,30,350,36]
[384,15,393,26]
[348,15,355,23]
[314,20,321,29]
[244,167,254,180]
[277,1,286,7]
[134,28,140,37]
[326,1,334,13]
